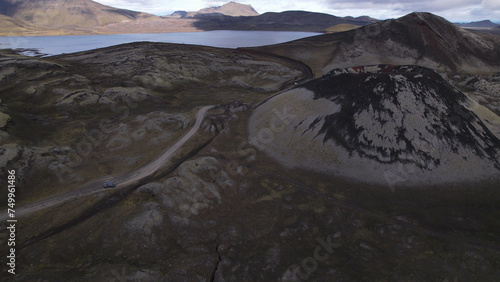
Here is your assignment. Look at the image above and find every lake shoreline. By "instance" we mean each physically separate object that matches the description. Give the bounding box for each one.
[0,31,321,56]
[0,29,204,37]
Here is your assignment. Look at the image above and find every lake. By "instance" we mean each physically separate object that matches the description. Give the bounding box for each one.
[0,30,320,56]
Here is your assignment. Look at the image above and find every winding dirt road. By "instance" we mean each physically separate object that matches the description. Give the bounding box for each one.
[1,105,214,221]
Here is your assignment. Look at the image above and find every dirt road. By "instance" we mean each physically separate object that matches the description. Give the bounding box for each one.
[1,105,214,221]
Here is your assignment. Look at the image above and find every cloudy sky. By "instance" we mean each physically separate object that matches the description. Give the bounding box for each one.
[94,0,500,22]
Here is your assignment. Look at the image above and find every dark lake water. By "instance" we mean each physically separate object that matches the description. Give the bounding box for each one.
[0,30,319,56]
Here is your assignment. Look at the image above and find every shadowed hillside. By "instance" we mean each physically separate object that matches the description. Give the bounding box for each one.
[192,10,377,32]
[248,12,500,76]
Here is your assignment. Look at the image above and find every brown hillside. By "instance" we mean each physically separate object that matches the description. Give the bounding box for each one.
[197,1,259,17]
[0,0,157,28]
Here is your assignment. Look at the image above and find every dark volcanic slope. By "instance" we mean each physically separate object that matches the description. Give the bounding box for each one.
[0,0,156,28]
[249,12,500,76]
[192,10,377,32]
[249,65,500,186]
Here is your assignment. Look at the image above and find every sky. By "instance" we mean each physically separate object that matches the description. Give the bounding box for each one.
[94,0,500,22]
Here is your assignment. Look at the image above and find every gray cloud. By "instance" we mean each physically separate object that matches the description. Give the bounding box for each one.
[317,0,497,20]
[94,0,500,22]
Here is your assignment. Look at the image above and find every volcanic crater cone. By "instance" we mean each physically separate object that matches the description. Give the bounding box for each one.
[249,65,500,186]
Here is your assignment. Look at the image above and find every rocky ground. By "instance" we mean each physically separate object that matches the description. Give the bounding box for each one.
[4,104,500,281]
[0,43,306,204]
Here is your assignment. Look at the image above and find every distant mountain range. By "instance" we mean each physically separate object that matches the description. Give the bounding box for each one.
[171,3,377,32]
[191,10,378,32]
[171,1,259,18]
[0,0,498,36]
[0,0,377,35]
[456,20,499,28]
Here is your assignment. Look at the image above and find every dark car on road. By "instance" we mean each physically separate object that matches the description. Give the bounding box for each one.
[103,181,116,188]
